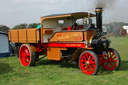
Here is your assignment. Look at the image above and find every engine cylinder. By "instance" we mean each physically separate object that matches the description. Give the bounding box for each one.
[91,36,110,52]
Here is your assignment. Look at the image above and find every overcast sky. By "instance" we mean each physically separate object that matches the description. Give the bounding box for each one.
[0,0,127,28]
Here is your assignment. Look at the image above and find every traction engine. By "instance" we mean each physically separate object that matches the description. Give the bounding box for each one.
[8,8,121,75]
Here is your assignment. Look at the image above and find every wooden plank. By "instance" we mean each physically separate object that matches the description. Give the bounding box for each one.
[8,28,40,43]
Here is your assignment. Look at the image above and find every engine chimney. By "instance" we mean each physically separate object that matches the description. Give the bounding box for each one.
[95,8,103,32]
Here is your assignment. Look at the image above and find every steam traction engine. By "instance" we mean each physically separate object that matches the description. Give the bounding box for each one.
[8,8,121,75]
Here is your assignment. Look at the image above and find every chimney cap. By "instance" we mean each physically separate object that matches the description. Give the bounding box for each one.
[95,8,103,13]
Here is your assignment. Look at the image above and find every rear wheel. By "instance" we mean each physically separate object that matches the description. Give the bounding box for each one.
[79,51,99,75]
[19,44,36,67]
[102,48,121,71]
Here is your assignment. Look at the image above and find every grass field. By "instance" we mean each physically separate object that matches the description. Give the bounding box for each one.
[0,36,128,85]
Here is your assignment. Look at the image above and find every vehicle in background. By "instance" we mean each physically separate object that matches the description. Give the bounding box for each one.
[0,31,10,57]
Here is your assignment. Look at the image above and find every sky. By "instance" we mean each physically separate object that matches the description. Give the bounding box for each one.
[0,0,127,28]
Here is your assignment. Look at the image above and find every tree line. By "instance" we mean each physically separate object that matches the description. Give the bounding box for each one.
[12,23,40,29]
[0,23,40,32]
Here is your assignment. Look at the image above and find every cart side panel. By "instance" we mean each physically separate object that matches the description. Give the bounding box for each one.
[27,29,40,43]
[8,31,11,41]
[9,28,40,43]
[8,30,18,42]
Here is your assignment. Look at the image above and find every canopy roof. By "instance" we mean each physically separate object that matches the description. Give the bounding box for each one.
[41,12,95,20]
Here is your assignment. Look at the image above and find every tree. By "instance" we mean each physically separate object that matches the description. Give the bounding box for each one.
[106,22,126,37]
[12,24,27,29]
[12,23,40,29]
[0,25,10,32]
[28,23,40,28]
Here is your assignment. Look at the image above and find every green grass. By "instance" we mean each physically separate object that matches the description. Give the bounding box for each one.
[0,36,128,85]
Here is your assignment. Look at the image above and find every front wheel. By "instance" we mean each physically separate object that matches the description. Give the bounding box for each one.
[79,50,99,75]
[102,48,121,71]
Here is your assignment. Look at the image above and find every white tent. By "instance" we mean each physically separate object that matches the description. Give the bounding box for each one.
[0,31,10,57]
[123,26,128,33]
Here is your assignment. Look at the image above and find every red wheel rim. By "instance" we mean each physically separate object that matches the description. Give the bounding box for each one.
[80,52,96,75]
[19,45,31,67]
[102,50,118,70]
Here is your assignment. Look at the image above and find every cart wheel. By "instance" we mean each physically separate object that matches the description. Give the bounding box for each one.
[19,44,36,67]
[79,51,99,75]
[102,48,121,71]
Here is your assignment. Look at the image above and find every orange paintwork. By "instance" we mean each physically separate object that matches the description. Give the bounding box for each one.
[9,28,39,43]
[49,32,83,42]
[47,48,67,61]
[43,28,53,35]
[49,30,96,43]
[8,30,18,42]
[84,30,97,43]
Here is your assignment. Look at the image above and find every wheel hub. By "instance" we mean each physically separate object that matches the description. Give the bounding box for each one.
[86,61,90,65]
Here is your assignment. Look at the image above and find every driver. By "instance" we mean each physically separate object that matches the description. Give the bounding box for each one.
[72,23,79,30]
